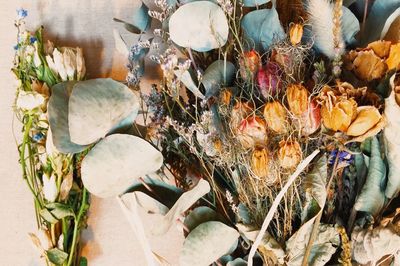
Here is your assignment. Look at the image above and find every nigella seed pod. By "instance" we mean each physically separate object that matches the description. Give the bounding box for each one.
[287,84,309,115]
[289,23,303,46]
[263,101,287,134]
[231,100,253,129]
[251,147,269,178]
[299,100,321,136]
[239,50,262,80]
[257,62,282,98]
[237,116,268,148]
[278,140,302,169]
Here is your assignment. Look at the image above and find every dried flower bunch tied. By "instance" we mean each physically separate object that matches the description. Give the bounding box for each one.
[14,0,400,265]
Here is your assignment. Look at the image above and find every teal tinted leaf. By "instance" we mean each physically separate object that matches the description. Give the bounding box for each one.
[342,6,360,44]
[113,2,150,33]
[241,8,285,52]
[361,0,400,45]
[354,136,386,215]
[47,248,68,265]
[180,221,239,266]
[81,134,163,198]
[381,7,400,39]
[184,206,221,232]
[202,60,236,97]
[169,1,229,52]
[48,82,88,154]
[68,78,139,145]
[39,208,58,224]
[46,203,75,219]
[243,0,270,7]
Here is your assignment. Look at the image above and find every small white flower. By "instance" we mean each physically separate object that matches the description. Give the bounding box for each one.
[57,234,64,250]
[16,91,45,110]
[62,48,77,80]
[33,43,41,67]
[52,48,67,81]
[42,173,58,202]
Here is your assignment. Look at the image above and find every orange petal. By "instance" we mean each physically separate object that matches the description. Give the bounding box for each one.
[353,50,387,81]
[386,43,400,70]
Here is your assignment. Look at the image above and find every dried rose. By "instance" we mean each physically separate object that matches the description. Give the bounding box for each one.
[287,84,309,115]
[278,140,302,169]
[299,100,321,135]
[289,23,303,46]
[251,147,269,177]
[257,62,282,97]
[231,100,253,128]
[263,101,287,134]
[367,40,392,58]
[346,106,382,136]
[386,43,400,70]
[237,116,267,148]
[321,97,357,132]
[352,50,387,81]
[239,50,262,80]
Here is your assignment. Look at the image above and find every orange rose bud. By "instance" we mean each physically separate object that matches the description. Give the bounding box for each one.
[289,23,303,46]
[263,101,287,134]
[287,84,309,115]
[251,147,269,178]
[321,98,357,132]
[239,50,262,80]
[278,140,302,169]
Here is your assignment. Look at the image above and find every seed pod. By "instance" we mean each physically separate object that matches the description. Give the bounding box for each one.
[289,23,303,46]
[287,84,309,115]
[257,62,282,97]
[278,140,302,169]
[239,50,262,80]
[299,100,321,135]
[237,116,267,148]
[263,101,287,134]
[231,100,253,128]
[251,147,269,177]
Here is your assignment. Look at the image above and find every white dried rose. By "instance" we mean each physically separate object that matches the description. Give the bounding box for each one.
[16,91,45,110]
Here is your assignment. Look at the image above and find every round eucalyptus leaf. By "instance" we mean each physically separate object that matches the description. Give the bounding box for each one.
[243,0,270,7]
[48,82,88,154]
[202,60,236,97]
[169,1,229,52]
[342,6,360,45]
[184,206,221,232]
[68,78,139,145]
[81,134,163,198]
[241,8,285,52]
[180,221,239,266]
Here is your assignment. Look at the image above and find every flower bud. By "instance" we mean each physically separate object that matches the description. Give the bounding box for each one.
[239,50,261,80]
[346,106,382,136]
[278,140,302,169]
[251,147,269,177]
[231,100,253,128]
[287,84,309,115]
[237,116,267,148]
[42,173,58,202]
[289,23,303,46]
[62,48,77,80]
[299,100,321,135]
[263,101,287,134]
[257,62,282,98]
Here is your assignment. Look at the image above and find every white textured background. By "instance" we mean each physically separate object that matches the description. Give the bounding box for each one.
[0,0,183,265]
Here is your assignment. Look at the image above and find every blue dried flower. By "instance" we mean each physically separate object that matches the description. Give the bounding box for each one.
[328,149,353,165]
[30,36,37,44]
[32,132,45,142]
[13,44,19,51]
[17,8,28,19]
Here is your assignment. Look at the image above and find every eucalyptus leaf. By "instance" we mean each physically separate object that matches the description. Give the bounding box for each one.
[342,6,360,45]
[46,248,68,265]
[360,0,400,45]
[184,206,221,232]
[227,258,247,266]
[241,8,285,52]
[202,60,236,97]
[354,136,386,215]
[121,191,169,215]
[152,179,210,235]
[169,1,229,52]
[81,134,163,198]
[48,81,88,154]
[39,208,58,224]
[242,0,270,7]
[174,69,205,99]
[179,221,239,266]
[68,78,139,145]
[384,77,400,198]
[113,2,150,34]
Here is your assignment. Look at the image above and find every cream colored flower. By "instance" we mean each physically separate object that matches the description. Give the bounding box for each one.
[42,173,58,202]
[16,91,45,110]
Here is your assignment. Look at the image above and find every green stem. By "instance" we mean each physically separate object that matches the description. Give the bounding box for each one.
[67,188,88,266]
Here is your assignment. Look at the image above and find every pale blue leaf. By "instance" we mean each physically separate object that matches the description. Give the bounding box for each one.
[342,6,360,45]
[169,1,229,52]
[184,206,221,232]
[113,2,150,34]
[48,81,88,154]
[361,0,400,45]
[202,60,236,97]
[241,8,285,52]
[242,0,270,7]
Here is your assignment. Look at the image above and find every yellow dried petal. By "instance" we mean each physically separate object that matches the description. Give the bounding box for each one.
[263,101,287,133]
[278,140,302,169]
[321,98,357,132]
[289,23,303,46]
[251,148,269,177]
[367,40,392,58]
[346,116,386,143]
[346,106,382,136]
[353,50,387,81]
[386,43,400,70]
[287,84,309,115]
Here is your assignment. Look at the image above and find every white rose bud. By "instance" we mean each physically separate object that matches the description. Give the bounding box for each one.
[62,48,77,80]
[42,173,58,202]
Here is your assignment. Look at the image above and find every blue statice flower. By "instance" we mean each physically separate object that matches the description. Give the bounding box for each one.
[32,132,45,143]
[17,8,28,19]
[30,36,37,44]
[13,44,19,51]
[328,149,353,165]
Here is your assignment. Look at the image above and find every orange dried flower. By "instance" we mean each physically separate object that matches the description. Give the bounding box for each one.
[263,101,287,134]
[346,106,382,136]
[220,89,232,105]
[289,23,303,46]
[239,50,262,80]
[367,40,392,58]
[231,100,253,128]
[278,140,302,169]
[237,116,267,148]
[287,84,309,115]
[251,147,269,177]
[321,98,357,132]
[352,50,387,81]
[386,43,400,70]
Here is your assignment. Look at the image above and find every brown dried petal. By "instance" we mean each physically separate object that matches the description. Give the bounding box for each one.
[367,40,392,58]
[251,148,269,177]
[353,50,387,81]
[386,43,400,70]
